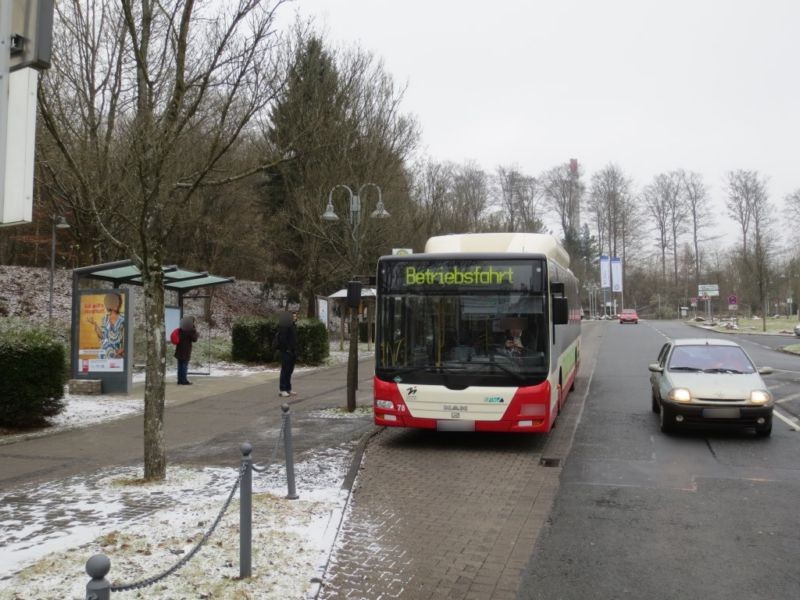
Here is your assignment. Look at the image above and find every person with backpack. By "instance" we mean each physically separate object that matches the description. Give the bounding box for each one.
[175,316,199,385]
[275,311,298,397]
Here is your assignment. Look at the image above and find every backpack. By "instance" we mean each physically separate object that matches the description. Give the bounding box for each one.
[170,328,181,345]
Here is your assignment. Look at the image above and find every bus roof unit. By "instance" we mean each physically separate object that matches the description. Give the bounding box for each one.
[424,233,570,268]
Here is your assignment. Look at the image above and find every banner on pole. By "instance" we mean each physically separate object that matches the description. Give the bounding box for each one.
[611,257,623,292]
[600,255,610,289]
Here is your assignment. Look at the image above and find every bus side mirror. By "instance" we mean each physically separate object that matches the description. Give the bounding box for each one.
[552,297,568,325]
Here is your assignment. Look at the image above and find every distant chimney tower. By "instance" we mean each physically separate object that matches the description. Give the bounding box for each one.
[569,158,578,174]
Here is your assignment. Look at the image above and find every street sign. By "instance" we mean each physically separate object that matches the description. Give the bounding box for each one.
[728,294,737,305]
[698,284,719,297]
[690,297,697,307]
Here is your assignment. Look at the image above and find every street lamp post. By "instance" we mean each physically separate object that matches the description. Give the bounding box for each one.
[322,183,389,412]
[49,215,70,321]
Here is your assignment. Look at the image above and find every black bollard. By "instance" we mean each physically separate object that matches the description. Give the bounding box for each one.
[281,404,299,499]
[239,441,252,579]
[85,554,111,600]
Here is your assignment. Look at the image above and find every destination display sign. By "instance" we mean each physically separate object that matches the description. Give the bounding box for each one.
[379,259,546,293]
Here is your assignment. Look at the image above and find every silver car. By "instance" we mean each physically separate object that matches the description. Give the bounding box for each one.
[649,338,774,436]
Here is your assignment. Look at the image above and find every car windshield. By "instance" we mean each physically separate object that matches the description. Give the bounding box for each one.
[668,345,756,374]
[622,309,636,314]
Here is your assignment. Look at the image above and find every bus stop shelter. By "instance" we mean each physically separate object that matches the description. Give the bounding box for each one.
[326,287,377,351]
[70,259,234,394]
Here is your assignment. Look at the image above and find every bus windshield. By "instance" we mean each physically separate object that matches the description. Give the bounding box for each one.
[376,259,550,387]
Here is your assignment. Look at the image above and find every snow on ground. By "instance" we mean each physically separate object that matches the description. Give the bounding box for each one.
[0,343,374,599]
[0,447,353,599]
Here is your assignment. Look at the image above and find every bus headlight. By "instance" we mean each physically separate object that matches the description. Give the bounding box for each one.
[375,399,394,410]
[669,388,692,403]
[749,390,771,405]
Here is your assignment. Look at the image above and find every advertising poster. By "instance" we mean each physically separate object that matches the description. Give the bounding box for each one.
[599,255,611,289]
[611,257,623,292]
[78,290,126,372]
[317,296,329,327]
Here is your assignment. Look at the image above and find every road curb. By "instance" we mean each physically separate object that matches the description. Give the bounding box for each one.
[342,425,383,492]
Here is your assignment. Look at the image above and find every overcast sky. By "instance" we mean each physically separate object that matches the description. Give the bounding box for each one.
[292,0,799,242]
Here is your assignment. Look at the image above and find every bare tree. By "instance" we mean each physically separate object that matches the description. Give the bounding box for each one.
[588,165,630,258]
[785,188,800,234]
[643,172,686,286]
[38,0,290,480]
[680,170,714,292]
[725,170,761,257]
[451,162,489,233]
[643,181,670,283]
[494,166,543,232]
[411,159,455,239]
[725,170,772,323]
[541,161,585,256]
[664,172,688,286]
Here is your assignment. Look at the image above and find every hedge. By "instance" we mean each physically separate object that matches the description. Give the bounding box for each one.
[231,316,329,365]
[0,319,66,427]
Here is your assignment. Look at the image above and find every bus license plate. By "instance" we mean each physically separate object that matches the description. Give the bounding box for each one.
[702,408,740,419]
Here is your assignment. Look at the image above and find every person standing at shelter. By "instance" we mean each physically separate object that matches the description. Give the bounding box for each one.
[176,316,199,385]
[276,311,298,397]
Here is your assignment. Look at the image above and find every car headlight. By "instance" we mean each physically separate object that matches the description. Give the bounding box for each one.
[749,390,771,405]
[669,388,692,403]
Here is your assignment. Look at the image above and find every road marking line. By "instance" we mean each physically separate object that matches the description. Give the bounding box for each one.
[773,407,800,431]
[771,368,800,375]
[775,391,800,404]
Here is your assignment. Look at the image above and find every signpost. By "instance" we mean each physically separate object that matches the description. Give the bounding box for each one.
[2,0,55,226]
[698,284,718,322]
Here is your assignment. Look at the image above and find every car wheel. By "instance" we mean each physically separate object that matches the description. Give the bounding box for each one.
[659,403,675,433]
[755,416,772,438]
[651,389,660,413]
[634,320,638,324]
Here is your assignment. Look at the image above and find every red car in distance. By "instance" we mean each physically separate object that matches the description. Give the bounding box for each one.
[619,308,639,324]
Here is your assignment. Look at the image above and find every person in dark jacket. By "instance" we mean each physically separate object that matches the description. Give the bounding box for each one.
[176,316,199,385]
[276,311,298,397]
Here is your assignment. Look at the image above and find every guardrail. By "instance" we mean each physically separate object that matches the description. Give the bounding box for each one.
[84,404,298,599]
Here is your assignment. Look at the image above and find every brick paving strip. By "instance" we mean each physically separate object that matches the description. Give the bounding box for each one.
[319,329,600,600]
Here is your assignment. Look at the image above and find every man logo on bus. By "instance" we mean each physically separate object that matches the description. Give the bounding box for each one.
[406,386,417,398]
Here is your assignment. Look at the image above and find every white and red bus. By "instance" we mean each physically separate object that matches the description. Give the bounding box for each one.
[373,233,581,433]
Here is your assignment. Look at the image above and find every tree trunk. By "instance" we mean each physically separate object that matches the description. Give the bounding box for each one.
[141,263,167,480]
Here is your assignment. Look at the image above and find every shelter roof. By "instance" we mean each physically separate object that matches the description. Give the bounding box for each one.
[73,260,234,292]
[327,287,376,299]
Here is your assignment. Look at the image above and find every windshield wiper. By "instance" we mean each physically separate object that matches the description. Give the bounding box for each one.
[703,367,743,374]
[669,366,703,372]
[381,365,437,377]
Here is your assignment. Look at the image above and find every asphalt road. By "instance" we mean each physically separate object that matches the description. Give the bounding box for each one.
[517,320,800,600]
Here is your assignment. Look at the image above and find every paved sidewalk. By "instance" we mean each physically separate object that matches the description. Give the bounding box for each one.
[0,359,377,489]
